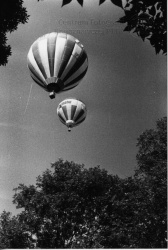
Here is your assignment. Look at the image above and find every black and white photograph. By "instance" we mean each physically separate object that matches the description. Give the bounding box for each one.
[0,0,167,248]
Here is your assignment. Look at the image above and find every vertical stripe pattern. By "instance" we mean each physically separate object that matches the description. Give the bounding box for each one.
[27,32,88,95]
[57,98,87,130]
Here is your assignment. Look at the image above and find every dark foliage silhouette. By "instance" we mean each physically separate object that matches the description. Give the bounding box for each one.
[61,0,167,55]
[0,0,29,66]
[0,118,166,248]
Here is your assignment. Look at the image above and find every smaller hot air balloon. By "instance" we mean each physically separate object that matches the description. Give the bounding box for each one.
[57,98,87,132]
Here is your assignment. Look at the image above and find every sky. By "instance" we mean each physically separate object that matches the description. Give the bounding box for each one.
[0,0,166,215]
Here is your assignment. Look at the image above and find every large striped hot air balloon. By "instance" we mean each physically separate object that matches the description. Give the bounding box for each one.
[27,33,88,99]
[57,98,87,132]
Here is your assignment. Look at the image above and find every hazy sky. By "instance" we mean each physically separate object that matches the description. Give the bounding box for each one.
[0,0,166,215]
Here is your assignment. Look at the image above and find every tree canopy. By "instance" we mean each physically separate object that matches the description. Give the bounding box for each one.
[62,0,167,55]
[0,0,29,66]
[0,117,167,248]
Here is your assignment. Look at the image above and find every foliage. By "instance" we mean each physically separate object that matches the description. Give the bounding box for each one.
[117,0,167,55]
[61,0,84,7]
[0,118,167,248]
[61,0,167,55]
[136,117,167,175]
[134,117,167,247]
[0,211,34,248]
[0,0,29,65]
[61,0,123,8]
[11,160,116,248]
[98,117,167,248]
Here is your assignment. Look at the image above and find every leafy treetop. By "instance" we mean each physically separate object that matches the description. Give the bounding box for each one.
[0,0,29,66]
[0,117,166,248]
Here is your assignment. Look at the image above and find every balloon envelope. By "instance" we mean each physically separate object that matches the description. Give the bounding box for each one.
[57,98,87,131]
[27,33,88,99]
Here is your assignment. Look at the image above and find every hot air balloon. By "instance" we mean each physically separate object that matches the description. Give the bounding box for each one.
[57,98,87,132]
[27,32,88,99]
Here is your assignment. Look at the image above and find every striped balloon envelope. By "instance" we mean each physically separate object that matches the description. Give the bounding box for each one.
[27,32,88,99]
[57,98,87,132]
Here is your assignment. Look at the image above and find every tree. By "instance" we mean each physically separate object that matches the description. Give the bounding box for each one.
[117,0,167,55]
[0,211,34,248]
[0,118,167,248]
[96,117,167,248]
[61,0,167,55]
[134,117,167,248]
[136,117,167,176]
[0,0,29,66]
[11,160,117,248]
